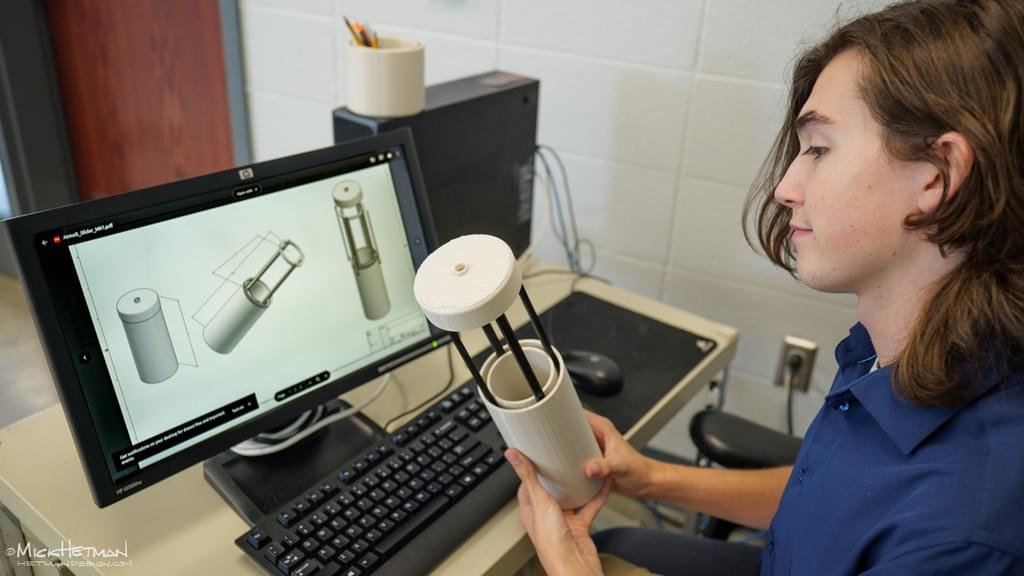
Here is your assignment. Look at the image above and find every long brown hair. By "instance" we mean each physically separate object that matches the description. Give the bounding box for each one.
[745,0,1024,406]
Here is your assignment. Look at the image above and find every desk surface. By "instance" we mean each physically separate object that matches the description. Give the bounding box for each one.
[0,261,738,576]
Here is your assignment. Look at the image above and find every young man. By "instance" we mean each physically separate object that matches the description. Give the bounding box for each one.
[506,1,1024,574]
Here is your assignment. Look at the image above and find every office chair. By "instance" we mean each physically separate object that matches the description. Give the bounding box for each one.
[688,409,802,539]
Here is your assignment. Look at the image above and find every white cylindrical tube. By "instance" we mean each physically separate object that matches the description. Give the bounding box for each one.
[354,248,390,320]
[203,279,271,354]
[117,289,178,384]
[481,339,602,509]
[334,182,391,320]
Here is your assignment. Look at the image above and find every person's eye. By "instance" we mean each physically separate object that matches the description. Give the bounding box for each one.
[802,146,828,159]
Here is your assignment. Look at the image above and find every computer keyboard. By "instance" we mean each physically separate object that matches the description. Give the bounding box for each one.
[235,383,518,576]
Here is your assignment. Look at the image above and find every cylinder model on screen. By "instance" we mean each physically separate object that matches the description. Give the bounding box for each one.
[203,239,305,354]
[117,288,178,384]
[333,181,391,320]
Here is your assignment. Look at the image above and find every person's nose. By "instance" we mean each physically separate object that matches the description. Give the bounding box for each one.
[774,162,804,208]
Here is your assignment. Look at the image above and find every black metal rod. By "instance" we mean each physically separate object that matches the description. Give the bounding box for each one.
[495,314,546,401]
[482,324,504,357]
[518,287,556,362]
[449,333,498,405]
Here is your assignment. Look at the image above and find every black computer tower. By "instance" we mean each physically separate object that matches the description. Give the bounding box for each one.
[333,71,538,257]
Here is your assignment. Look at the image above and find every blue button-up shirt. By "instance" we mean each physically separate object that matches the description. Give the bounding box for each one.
[762,323,1024,575]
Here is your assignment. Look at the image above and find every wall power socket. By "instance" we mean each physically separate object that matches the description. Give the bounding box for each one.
[774,335,817,393]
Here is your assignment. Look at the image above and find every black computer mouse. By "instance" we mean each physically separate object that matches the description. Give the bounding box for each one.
[562,349,623,396]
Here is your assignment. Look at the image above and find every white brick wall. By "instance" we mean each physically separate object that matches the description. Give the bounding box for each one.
[239,0,889,458]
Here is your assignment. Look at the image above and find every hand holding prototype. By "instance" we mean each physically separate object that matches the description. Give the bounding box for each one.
[582,411,656,498]
[505,448,612,576]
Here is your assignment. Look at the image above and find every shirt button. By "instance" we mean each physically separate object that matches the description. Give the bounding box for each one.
[798,468,806,482]
[837,400,850,412]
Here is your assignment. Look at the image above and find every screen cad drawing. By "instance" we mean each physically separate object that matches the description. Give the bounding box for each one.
[68,162,429,464]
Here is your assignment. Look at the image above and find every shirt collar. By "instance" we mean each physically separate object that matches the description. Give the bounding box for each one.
[827,323,1003,455]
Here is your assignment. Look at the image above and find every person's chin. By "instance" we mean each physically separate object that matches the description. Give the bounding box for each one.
[796,260,847,294]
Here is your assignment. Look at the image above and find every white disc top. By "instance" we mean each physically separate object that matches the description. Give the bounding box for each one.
[116,288,162,323]
[332,181,363,208]
[414,234,522,332]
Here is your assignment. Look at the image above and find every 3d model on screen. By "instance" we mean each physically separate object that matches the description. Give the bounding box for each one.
[333,180,391,320]
[203,239,305,354]
[117,288,178,384]
[413,234,602,509]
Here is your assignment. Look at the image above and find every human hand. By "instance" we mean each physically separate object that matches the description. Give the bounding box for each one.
[583,411,656,498]
[505,448,612,576]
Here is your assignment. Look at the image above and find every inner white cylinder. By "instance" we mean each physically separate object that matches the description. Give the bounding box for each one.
[485,345,556,408]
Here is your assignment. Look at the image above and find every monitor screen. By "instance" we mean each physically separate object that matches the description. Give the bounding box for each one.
[5,130,444,506]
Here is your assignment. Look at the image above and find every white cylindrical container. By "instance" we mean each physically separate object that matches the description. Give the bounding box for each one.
[344,36,425,118]
[203,279,271,354]
[117,289,178,384]
[481,339,603,509]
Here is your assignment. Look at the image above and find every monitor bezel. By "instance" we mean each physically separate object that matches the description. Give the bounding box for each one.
[5,129,444,507]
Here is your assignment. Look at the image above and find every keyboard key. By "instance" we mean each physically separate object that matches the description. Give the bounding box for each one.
[430,460,447,473]
[310,511,329,527]
[319,482,338,496]
[292,559,322,576]
[329,518,346,533]
[341,567,361,576]
[330,535,350,550]
[365,450,381,464]
[296,522,315,537]
[438,473,455,486]
[380,480,398,493]
[301,538,319,554]
[444,484,464,499]
[264,543,285,564]
[316,545,336,563]
[343,525,363,539]
[350,539,370,554]
[363,529,382,543]
[294,500,312,515]
[246,528,270,549]
[357,552,380,570]
[315,527,334,543]
[374,495,451,557]
[376,519,395,534]
[343,507,360,521]
[277,550,305,574]
[460,444,491,468]
[375,445,393,458]
[439,399,455,412]
[466,417,484,431]
[448,427,468,443]
[452,437,480,457]
[352,459,369,473]
[280,533,300,550]
[362,475,380,489]
[472,462,490,477]
[370,505,388,519]
[433,420,455,437]
[323,502,341,517]
[458,472,478,487]
[278,510,299,528]
[338,469,357,484]
[337,549,357,566]
[306,489,325,505]
[391,432,409,446]
[388,509,407,523]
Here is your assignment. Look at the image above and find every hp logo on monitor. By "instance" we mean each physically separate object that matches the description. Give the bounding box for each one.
[238,167,255,180]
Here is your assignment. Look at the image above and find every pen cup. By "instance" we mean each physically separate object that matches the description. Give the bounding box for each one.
[343,36,425,118]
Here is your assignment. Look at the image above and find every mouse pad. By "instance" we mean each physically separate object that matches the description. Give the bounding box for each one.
[480,291,718,435]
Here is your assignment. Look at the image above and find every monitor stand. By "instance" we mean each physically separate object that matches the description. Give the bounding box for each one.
[203,399,385,526]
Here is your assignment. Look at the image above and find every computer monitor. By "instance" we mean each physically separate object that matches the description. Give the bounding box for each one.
[4,129,445,507]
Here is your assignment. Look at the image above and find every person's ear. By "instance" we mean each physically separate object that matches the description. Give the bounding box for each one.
[918,132,973,214]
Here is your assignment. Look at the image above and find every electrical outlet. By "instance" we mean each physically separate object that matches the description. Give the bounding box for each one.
[774,335,817,393]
